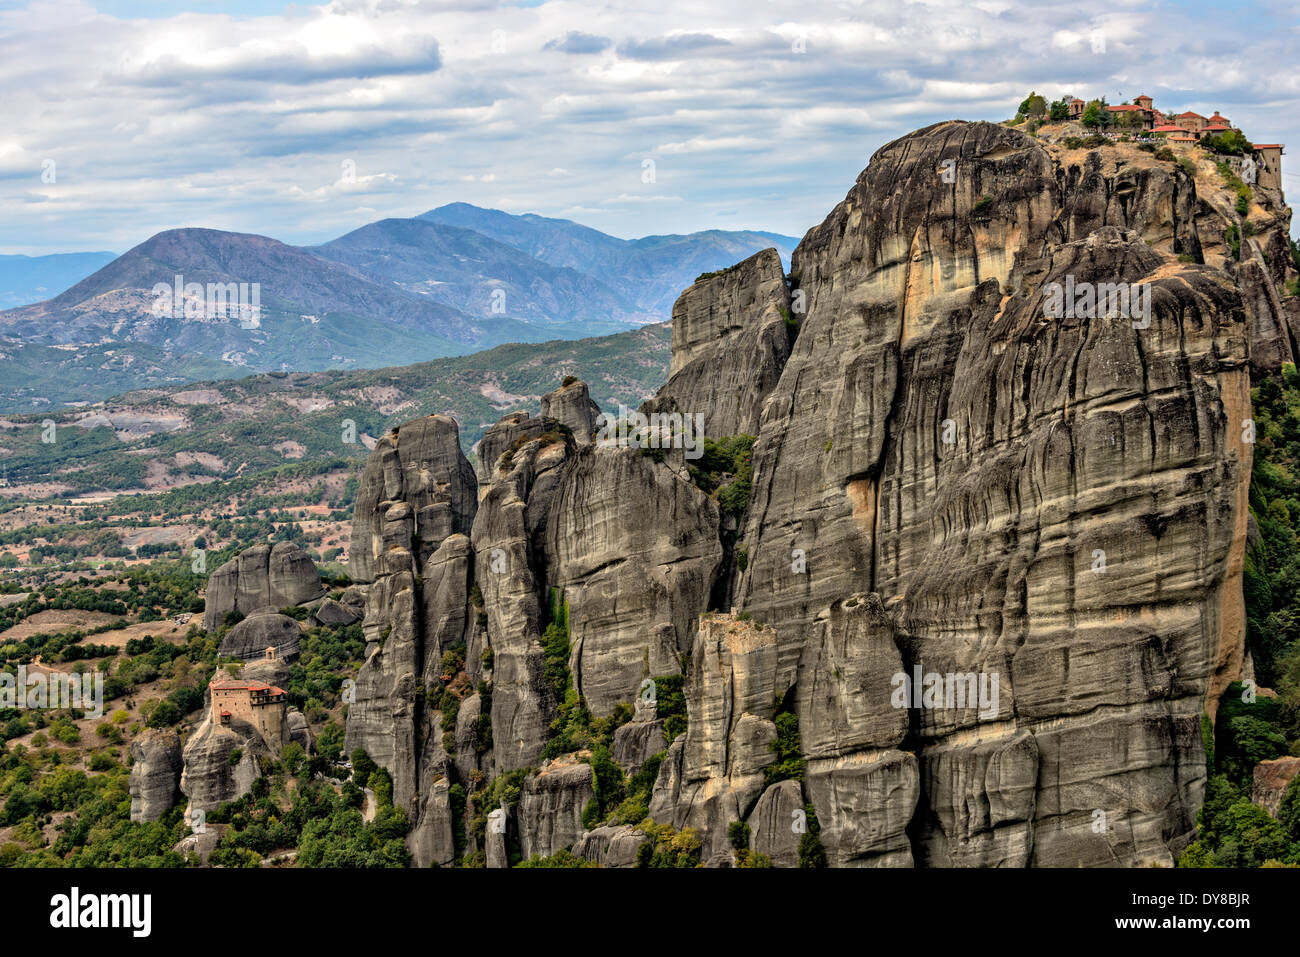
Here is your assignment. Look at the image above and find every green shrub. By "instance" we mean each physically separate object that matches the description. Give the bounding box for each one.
[653,675,687,743]
[799,804,828,868]
[764,711,807,785]
[517,848,596,867]
[687,435,755,520]
[350,748,378,788]
[542,590,570,701]
[50,721,79,745]
[728,820,751,851]
[634,821,702,868]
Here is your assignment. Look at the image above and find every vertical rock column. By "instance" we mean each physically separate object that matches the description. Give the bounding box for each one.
[344,415,477,831]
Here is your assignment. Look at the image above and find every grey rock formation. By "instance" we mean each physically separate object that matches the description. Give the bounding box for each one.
[128,729,182,823]
[421,534,475,671]
[473,412,555,489]
[649,613,788,865]
[916,731,1038,867]
[612,716,666,778]
[218,612,302,662]
[452,691,490,784]
[344,414,483,859]
[804,749,918,867]
[733,121,1252,866]
[654,247,793,438]
[286,711,314,753]
[473,426,574,773]
[313,597,362,628]
[179,718,269,814]
[545,445,723,717]
[349,414,477,584]
[749,779,805,868]
[345,546,423,816]
[324,119,1291,868]
[517,754,595,860]
[796,595,908,759]
[573,824,648,867]
[203,542,324,631]
[540,378,600,444]
[409,776,458,868]
[485,808,510,869]
[787,595,919,866]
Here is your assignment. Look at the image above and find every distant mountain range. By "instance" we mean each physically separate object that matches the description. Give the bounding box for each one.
[0,252,117,309]
[0,206,797,411]
[419,203,799,316]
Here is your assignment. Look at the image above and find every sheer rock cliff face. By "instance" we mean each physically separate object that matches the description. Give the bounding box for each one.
[342,414,479,858]
[349,414,478,585]
[472,419,570,774]
[653,247,793,438]
[517,753,596,860]
[648,613,786,865]
[334,120,1293,867]
[735,120,1255,866]
[544,445,723,718]
[129,730,182,823]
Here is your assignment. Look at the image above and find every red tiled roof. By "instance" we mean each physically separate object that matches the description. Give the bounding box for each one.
[1151,125,1183,132]
[1107,104,1145,111]
[1176,111,1206,119]
[1253,144,1283,149]
[210,679,286,694]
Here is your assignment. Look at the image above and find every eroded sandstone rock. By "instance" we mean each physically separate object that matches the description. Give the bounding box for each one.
[732,121,1251,866]
[409,776,458,868]
[541,378,600,444]
[573,824,648,867]
[326,119,1283,869]
[203,542,324,631]
[648,613,788,864]
[218,611,302,662]
[654,247,793,439]
[129,729,182,823]
[517,753,595,860]
[749,779,805,868]
[545,445,723,717]
[350,414,477,584]
[180,718,269,814]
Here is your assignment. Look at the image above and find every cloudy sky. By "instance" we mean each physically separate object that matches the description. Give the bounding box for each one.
[1,0,1298,254]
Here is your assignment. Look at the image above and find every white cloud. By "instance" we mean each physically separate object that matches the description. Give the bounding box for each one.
[0,0,1295,255]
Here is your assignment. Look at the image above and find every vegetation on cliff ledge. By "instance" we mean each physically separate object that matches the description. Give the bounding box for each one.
[1180,364,1300,867]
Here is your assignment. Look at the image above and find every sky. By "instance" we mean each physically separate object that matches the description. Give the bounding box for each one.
[1,0,1298,255]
